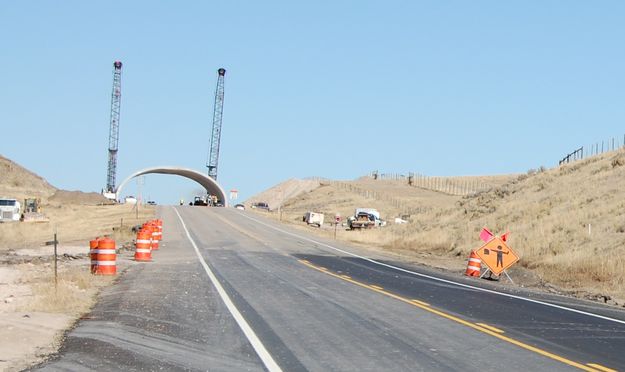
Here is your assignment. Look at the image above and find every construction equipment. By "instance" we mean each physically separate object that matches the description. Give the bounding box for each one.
[193,195,209,206]
[206,68,226,181]
[21,198,48,222]
[105,61,123,195]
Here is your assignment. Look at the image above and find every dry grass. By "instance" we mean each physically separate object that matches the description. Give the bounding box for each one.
[259,152,625,301]
[0,204,154,250]
[21,265,114,315]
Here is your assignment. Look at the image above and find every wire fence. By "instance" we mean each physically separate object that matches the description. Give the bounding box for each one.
[370,171,490,196]
[560,134,625,165]
[329,181,428,215]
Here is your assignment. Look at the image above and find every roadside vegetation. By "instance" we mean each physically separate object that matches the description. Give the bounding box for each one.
[253,150,625,306]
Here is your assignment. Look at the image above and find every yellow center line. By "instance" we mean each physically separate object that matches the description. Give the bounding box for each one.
[297,259,602,372]
[370,285,384,290]
[340,275,352,279]
[587,363,618,372]
[412,299,431,307]
[476,323,504,334]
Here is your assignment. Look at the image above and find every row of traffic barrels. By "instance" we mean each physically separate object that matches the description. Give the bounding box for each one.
[89,219,164,275]
[134,219,163,262]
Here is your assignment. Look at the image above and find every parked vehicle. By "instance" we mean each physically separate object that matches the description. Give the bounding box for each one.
[0,198,21,222]
[234,204,246,210]
[303,211,324,227]
[347,208,386,229]
[252,202,270,210]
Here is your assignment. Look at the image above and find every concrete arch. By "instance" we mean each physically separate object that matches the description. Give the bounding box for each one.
[116,166,228,207]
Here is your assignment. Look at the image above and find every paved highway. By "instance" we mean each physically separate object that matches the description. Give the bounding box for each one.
[37,207,625,371]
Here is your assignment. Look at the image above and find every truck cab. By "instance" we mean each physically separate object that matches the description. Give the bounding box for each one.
[0,198,21,222]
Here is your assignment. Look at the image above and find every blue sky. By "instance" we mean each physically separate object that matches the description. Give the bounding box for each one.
[2,1,625,204]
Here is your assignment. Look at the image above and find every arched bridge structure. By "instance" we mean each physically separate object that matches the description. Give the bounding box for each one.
[115,166,228,207]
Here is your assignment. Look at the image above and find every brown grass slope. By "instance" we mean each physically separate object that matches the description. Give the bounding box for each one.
[270,152,625,302]
[0,155,142,249]
[0,154,56,200]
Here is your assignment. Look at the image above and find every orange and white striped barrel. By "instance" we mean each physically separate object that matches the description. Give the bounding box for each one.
[154,219,163,240]
[146,221,161,242]
[134,230,152,262]
[465,250,481,277]
[150,229,160,250]
[89,238,99,274]
[96,238,116,275]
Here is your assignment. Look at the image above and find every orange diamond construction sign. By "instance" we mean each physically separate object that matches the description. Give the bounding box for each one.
[475,237,519,276]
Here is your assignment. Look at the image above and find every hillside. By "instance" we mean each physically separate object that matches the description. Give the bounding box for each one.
[245,178,322,210]
[0,155,56,200]
[252,151,625,304]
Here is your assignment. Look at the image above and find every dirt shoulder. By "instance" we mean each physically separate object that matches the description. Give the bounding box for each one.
[0,204,153,371]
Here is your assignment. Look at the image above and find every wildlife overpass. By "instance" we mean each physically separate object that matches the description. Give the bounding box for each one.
[115,166,228,206]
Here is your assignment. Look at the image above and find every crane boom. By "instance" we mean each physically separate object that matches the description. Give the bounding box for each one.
[106,61,123,193]
[207,68,226,181]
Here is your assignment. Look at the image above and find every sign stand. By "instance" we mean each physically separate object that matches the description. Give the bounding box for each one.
[479,268,514,284]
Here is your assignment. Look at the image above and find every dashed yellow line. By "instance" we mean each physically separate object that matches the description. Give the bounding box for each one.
[587,363,618,372]
[476,323,504,334]
[297,259,606,372]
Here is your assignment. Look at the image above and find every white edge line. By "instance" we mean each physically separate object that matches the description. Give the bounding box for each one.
[239,212,625,326]
[174,208,283,372]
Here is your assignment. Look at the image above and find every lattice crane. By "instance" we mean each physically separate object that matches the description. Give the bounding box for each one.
[105,61,123,193]
[207,68,226,180]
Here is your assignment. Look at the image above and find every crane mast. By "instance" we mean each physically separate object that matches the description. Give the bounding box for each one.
[207,68,226,181]
[106,61,123,193]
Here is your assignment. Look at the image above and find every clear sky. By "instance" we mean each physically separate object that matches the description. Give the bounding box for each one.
[2,1,625,204]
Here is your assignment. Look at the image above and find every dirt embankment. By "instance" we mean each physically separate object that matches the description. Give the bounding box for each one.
[252,152,625,309]
[0,154,154,371]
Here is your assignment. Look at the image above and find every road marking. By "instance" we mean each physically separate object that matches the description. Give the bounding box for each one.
[412,299,430,307]
[476,323,504,334]
[370,285,384,290]
[587,363,618,372]
[174,209,282,372]
[298,259,601,372]
[239,213,625,326]
[340,275,352,279]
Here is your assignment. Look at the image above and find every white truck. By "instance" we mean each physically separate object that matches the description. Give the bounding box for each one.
[0,198,21,222]
[303,211,324,227]
[347,208,386,229]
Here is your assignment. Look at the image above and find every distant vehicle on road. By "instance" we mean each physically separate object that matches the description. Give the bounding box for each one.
[251,202,270,210]
[234,204,245,210]
[147,201,157,205]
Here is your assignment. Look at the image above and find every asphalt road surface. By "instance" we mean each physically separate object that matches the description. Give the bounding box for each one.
[36,207,625,371]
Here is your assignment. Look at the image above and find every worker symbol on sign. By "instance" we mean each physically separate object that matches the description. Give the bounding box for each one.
[475,237,519,276]
[484,245,508,268]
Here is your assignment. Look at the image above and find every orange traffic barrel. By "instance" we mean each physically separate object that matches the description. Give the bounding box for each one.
[465,250,481,277]
[89,238,99,274]
[96,238,116,275]
[134,230,152,262]
[155,219,163,240]
[150,230,160,250]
